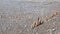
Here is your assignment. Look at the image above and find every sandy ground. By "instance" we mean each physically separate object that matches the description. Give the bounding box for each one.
[0,0,60,34]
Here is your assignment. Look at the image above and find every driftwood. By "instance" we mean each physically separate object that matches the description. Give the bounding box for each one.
[31,11,59,29]
[31,17,44,29]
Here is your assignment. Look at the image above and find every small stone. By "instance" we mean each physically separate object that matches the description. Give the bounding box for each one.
[46,16,48,17]
[48,19,51,21]
[52,28,56,31]
[24,25,27,28]
[28,16,32,19]
[26,15,32,19]
[8,16,11,19]
[53,22,56,25]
